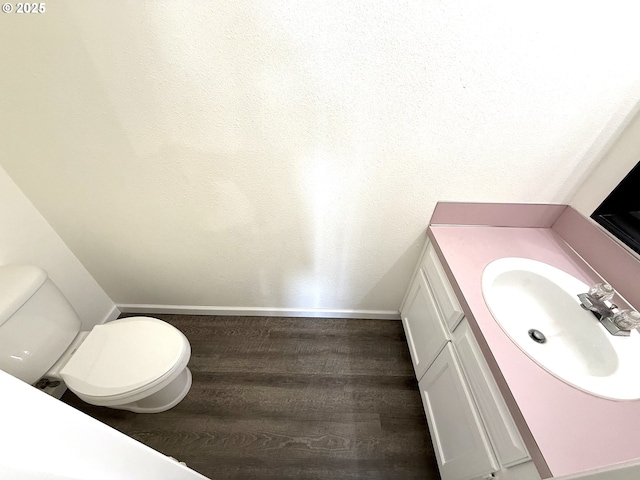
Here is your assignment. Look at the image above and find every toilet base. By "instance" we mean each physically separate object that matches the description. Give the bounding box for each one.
[110,367,193,413]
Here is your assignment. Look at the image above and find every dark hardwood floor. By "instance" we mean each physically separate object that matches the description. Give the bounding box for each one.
[62,315,440,480]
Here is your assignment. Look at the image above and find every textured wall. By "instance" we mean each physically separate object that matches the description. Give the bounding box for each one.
[1,1,640,312]
[0,166,117,328]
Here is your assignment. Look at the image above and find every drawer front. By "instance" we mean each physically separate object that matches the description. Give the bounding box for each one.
[422,243,464,332]
[419,343,498,480]
[452,319,530,467]
[400,270,449,380]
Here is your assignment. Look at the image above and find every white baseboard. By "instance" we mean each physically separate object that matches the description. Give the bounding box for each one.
[117,304,400,320]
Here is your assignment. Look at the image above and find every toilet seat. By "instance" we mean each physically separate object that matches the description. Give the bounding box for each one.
[59,317,190,403]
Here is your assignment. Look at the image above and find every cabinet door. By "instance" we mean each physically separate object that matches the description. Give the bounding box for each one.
[422,243,464,332]
[453,320,530,468]
[419,344,498,480]
[401,271,449,379]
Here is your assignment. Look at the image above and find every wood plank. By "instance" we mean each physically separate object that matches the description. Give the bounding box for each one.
[62,315,440,479]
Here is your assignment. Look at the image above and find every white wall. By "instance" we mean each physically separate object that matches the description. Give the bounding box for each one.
[0,370,208,480]
[0,165,117,328]
[571,103,640,217]
[2,1,640,313]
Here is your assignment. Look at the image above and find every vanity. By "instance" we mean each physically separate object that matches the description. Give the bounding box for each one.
[400,203,640,480]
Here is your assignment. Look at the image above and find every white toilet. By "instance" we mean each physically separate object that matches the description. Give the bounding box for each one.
[0,264,192,413]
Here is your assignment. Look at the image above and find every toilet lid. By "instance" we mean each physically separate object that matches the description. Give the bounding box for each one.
[60,317,190,398]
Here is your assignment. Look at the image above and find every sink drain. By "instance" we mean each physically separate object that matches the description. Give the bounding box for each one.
[528,329,546,344]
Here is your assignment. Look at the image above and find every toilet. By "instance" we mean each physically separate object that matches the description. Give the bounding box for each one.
[0,264,192,413]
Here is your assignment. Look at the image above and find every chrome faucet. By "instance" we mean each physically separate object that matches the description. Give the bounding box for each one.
[578,283,640,336]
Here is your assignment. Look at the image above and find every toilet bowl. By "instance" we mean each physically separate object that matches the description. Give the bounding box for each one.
[58,317,192,413]
[0,264,193,413]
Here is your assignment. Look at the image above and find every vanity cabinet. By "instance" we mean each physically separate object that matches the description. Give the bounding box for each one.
[418,343,497,480]
[452,320,530,469]
[401,269,449,380]
[421,243,465,331]
[400,240,539,480]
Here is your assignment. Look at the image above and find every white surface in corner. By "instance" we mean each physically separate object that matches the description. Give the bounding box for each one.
[1,2,640,312]
[0,370,209,480]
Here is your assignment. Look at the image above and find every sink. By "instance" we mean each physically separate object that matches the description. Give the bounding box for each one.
[482,257,640,400]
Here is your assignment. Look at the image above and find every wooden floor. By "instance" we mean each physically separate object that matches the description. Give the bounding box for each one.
[62,315,440,480]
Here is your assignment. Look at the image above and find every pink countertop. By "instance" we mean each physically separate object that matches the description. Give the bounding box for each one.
[429,225,640,478]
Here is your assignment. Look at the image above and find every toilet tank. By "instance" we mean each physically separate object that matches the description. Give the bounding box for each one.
[0,265,82,385]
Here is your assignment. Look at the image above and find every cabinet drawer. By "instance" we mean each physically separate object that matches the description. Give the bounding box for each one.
[418,343,498,480]
[400,270,449,380]
[453,319,530,467]
[421,243,464,332]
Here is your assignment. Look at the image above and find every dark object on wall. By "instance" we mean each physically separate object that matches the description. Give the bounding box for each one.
[592,161,640,256]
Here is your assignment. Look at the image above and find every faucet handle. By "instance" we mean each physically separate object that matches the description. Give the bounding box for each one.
[588,283,615,302]
[613,310,640,330]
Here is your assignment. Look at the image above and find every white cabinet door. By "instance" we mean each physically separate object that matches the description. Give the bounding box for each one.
[419,344,498,480]
[453,320,530,468]
[422,243,464,332]
[401,271,449,379]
